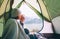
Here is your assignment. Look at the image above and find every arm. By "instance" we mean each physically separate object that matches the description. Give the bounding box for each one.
[2,19,18,39]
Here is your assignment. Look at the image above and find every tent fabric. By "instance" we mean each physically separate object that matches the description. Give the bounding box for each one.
[24,1,50,22]
[0,0,10,23]
[38,0,50,21]
[0,0,10,37]
[25,0,41,12]
[24,1,42,18]
[0,0,4,6]
[15,0,23,8]
[38,0,60,34]
[38,0,60,21]
[42,0,60,20]
[0,0,10,16]
[52,16,60,34]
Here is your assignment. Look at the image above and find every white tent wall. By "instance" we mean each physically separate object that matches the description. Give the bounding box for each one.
[40,20,53,33]
[52,16,60,34]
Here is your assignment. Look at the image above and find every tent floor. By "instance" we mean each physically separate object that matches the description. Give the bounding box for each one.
[40,33,60,39]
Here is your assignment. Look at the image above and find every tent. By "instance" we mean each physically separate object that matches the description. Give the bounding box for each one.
[38,0,60,34]
[0,0,10,37]
[0,0,60,38]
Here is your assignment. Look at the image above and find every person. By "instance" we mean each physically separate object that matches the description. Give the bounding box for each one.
[18,13,25,28]
[11,8,30,39]
[2,8,30,39]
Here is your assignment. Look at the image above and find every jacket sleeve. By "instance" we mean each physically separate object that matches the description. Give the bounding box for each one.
[2,19,18,39]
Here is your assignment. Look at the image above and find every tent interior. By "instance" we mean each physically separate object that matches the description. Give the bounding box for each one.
[0,0,60,39]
